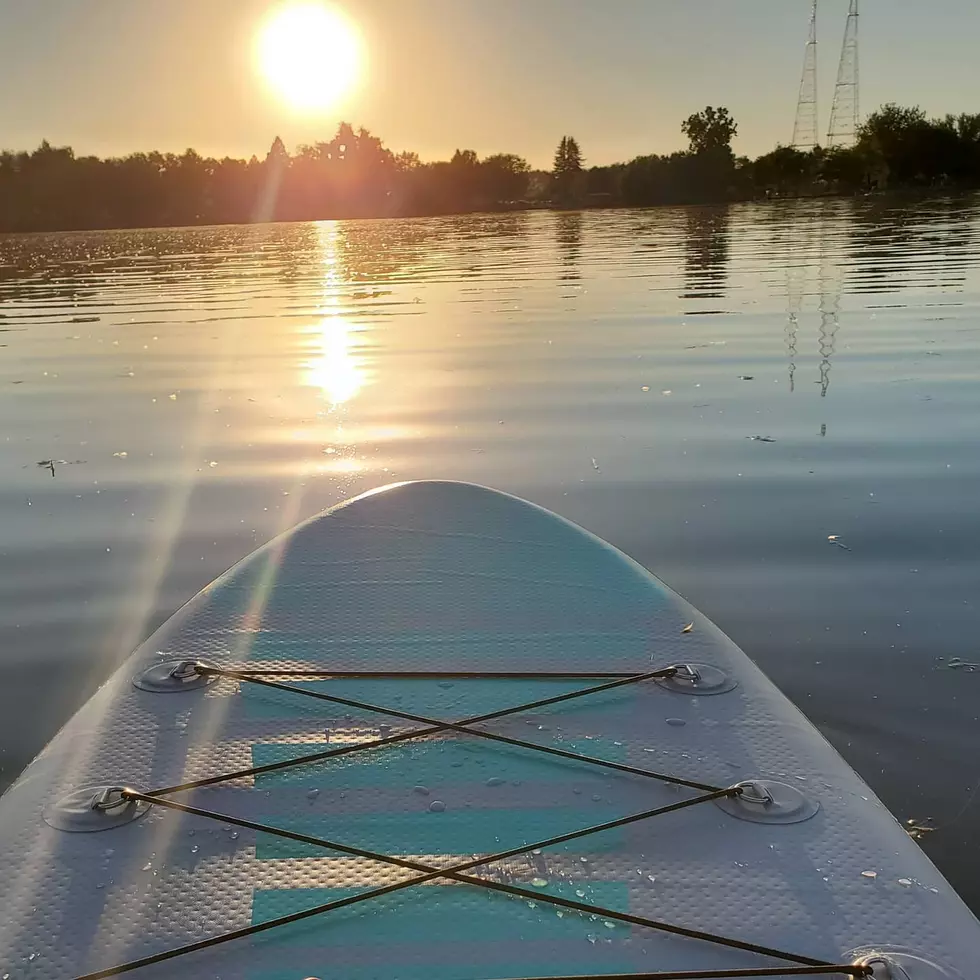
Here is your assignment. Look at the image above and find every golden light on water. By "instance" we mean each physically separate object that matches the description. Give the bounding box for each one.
[256,2,362,113]
[305,316,365,405]
[304,221,368,406]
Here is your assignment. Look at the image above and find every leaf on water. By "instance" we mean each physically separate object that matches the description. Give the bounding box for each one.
[747,435,776,443]
[739,375,755,381]
[681,623,694,634]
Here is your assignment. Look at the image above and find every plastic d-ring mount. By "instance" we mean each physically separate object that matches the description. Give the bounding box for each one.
[43,785,151,832]
[134,659,217,693]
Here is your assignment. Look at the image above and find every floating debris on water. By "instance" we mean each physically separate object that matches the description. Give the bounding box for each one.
[739,375,755,381]
[746,435,776,443]
[827,535,851,551]
[681,623,694,634]
[112,451,128,458]
[905,818,937,840]
[591,458,600,472]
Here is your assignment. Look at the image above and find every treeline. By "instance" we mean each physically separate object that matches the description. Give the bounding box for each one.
[2,105,979,232]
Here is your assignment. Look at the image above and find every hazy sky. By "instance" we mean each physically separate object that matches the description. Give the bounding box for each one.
[1,0,977,168]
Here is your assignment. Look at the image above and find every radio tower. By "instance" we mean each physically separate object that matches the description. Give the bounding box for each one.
[792,0,819,150]
[827,0,860,147]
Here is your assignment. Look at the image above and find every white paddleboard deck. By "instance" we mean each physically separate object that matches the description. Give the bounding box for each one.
[0,481,976,979]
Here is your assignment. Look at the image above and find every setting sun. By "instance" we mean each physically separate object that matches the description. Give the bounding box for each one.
[257,2,362,113]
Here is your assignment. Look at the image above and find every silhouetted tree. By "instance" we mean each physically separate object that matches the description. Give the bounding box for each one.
[682,107,738,155]
[552,136,583,204]
[480,153,531,204]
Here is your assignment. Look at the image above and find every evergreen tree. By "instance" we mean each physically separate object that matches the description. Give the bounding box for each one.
[552,136,583,203]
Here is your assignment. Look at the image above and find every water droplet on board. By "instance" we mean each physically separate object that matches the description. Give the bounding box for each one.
[586,934,597,945]
[647,875,656,883]
[579,857,589,864]
[592,794,602,802]
[29,952,37,961]
[530,877,549,888]
[428,800,446,813]
[414,785,430,795]
[575,889,586,898]
[190,845,199,854]
[603,920,616,930]
[141,862,152,872]
[861,870,877,879]
[526,900,537,909]
[307,788,320,801]
[531,849,542,855]
[230,831,239,840]
[555,909,564,918]
[898,878,913,887]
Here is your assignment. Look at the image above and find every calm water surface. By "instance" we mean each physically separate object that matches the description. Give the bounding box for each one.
[2,200,979,905]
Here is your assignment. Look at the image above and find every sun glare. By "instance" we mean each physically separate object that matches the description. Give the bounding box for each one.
[257,2,362,113]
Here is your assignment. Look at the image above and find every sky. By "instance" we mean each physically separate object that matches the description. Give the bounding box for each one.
[1,0,978,169]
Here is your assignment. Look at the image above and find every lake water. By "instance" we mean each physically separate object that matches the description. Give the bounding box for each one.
[2,199,979,907]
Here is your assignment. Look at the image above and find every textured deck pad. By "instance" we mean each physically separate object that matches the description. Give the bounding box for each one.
[0,481,978,979]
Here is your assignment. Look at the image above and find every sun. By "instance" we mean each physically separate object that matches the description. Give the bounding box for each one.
[257,2,362,113]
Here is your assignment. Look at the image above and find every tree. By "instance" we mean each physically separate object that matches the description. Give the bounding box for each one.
[553,136,583,176]
[857,104,956,186]
[480,153,530,204]
[682,107,738,155]
[751,145,816,194]
[552,136,583,203]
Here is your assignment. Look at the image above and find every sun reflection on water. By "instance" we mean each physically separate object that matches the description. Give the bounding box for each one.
[304,222,370,406]
[304,315,365,406]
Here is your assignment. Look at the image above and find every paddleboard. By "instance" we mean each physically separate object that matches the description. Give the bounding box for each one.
[0,480,976,979]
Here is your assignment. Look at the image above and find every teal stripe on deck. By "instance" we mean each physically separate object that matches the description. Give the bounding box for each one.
[240,676,625,723]
[254,806,626,859]
[248,881,636,980]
